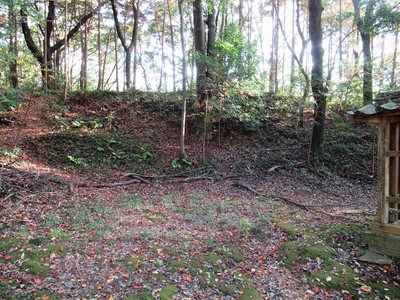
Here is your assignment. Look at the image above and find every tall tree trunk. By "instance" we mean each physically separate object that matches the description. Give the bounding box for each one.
[269,5,275,93]
[8,5,18,88]
[167,0,177,92]
[97,0,103,90]
[390,30,398,89]
[102,30,112,89]
[114,27,120,92]
[378,32,385,88]
[80,3,88,91]
[273,0,309,127]
[158,1,167,91]
[238,0,244,28]
[207,2,216,57]
[339,0,343,81]
[110,0,139,90]
[206,1,216,97]
[63,0,68,100]
[193,0,207,103]
[269,1,279,93]
[132,0,139,89]
[309,0,327,161]
[289,0,296,94]
[179,0,188,160]
[352,0,374,104]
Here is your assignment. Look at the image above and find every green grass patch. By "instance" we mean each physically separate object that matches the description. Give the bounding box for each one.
[26,132,156,172]
[0,238,20,252]
[125,291,153,300]
[145,215,166,223]
[217,242,245,263]
[120,255,146,271]
[33,291,63,300]
[168,259,186,271]
[159,284,179,300]
[21,260,51,276]
[49,228,71,240]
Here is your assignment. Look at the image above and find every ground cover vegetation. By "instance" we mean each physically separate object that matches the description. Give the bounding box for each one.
[0,0,400,299]
[0,90,399,299]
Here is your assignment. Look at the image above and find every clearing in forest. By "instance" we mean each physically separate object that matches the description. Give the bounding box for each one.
[0,91,399,300]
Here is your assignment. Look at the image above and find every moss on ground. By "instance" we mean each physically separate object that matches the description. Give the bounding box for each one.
[165,247,263,298]
[125,291,153,300]
[0,238,20,252]
[159,285,179,300]
[21,260,50,276]
[23,244,68,261]
[49,228,71,240]
[168,258,185,271]
[120,255,146,271]
[218,242,245,263]
[145,215,166,223]
[277,218,399,299]
[1,236,68,278]
[33,291,62,300]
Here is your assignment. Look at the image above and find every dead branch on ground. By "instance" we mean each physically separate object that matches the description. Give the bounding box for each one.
[233,182,309,210]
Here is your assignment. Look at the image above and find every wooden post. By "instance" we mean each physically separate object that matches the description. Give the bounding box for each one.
[377,117,389,224]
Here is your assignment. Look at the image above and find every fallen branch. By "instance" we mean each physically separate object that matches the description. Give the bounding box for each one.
[233,182,371,223]
[233,182,309,211]
[76,179,145,188]
[169,175,215,183]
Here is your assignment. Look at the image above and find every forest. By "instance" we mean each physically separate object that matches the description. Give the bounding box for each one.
[0,0,400,299]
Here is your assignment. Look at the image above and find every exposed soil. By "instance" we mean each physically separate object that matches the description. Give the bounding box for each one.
[0,91,398,299]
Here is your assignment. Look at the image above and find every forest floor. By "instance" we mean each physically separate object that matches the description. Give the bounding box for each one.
[0,91,399,300]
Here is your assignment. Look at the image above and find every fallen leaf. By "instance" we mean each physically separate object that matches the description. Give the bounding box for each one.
[360,285,372,293]
[296,262,301,271]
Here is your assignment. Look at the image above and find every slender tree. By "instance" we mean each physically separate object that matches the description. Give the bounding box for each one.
[352,0,373,104]
[97,0,103,90]
[111,0,140,90]
[167,0,177,92]
[8,4,18,88]
[80,1,89,91]
[179,0,188,160]
[193,0,206,102]
[390,30,398,89]
[309,0,327,161]
[273,0,309,127]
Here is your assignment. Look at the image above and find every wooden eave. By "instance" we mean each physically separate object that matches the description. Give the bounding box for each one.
[352,112,400,123]
[348,100,400,123]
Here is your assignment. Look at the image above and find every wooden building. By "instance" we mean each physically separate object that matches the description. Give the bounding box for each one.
[349,91,400,258]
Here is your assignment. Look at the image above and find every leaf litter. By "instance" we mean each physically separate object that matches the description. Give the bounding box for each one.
[0,93,399,299]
